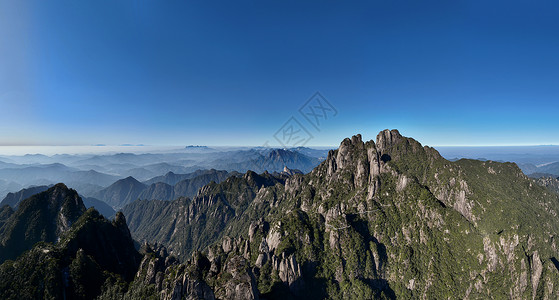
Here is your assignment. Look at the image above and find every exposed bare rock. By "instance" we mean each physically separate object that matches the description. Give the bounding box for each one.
[217,256,259,300]
[532,250,543,300]
[376,129,403,153]
[265,226,282,253]
[222,236,234,254]
[483,237,499,272]
[275,253,305,295]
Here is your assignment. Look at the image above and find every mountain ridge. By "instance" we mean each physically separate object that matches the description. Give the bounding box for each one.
[4,130,559,299]
[97,169,236,209]
[115,129,559,298]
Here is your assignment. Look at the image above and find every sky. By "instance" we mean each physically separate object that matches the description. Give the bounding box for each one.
[1,0,558,148]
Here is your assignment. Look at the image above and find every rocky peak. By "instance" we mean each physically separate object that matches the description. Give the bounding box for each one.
[332,134,366,171]
[375,129,442,163]
[321,129,447,198]
[281,166,303,176]
[351,133,363,144]
[375,129,403,153]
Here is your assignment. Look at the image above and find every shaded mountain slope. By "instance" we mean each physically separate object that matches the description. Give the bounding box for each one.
[144,170,197,186]
[0,205,13,228]
[99,170,235,209]
[94,176,147,209]
[81,197,116,219]
[0,184,86,263]
[172,169,234,196]
[122,171,286,259]
[0,185,51,208]
[0,209,141,300]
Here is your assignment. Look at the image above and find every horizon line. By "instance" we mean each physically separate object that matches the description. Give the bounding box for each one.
[0,143,558,148]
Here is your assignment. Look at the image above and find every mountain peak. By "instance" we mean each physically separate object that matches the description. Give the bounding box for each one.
[0,183,86,262]
[123,176,139,182]
[323,129,444,189]
[376,129,403,151]
[351,133,363,144]
[52,182,68,189]
[114,211,126,225]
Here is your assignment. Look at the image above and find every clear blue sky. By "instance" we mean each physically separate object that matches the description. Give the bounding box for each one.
[1,0,558,147]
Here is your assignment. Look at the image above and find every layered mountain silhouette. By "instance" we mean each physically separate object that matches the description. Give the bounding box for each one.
[0,185,52,208]
[0,165,119,191]
[143,169,234,185]
[95,169,236,209]
[210,148,322,174]
[3,130,559,299]
[0,148,326,201]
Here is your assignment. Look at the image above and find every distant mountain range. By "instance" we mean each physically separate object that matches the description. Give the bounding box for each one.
[94,169,236,209]
[184,145,215,152]
[143,169,236,185]
[531,161,559,177]
[207,148,322,173]
[0,147,328,199]
[0,164,119,187]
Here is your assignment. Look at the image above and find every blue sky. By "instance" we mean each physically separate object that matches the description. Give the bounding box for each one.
[1,0,558,147]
